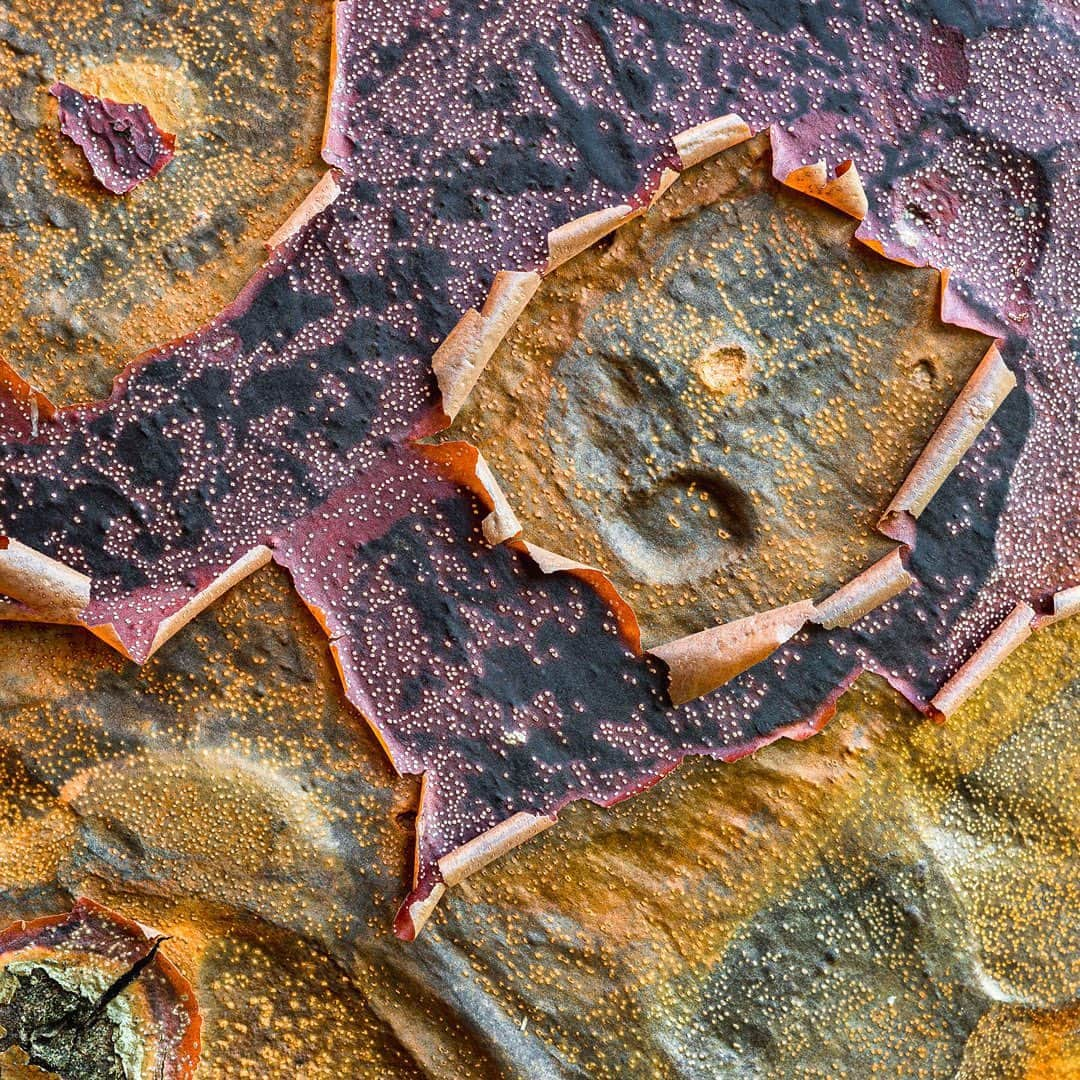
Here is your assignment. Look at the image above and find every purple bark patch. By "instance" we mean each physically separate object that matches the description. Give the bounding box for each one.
[50,82,175,194]
[271,441,852,936]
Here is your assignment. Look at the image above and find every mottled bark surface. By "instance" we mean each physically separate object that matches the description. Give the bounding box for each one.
[449,135,989,644]
[0,0,1078,1076]
[0,573,1078,1075]
[0,0,332,403]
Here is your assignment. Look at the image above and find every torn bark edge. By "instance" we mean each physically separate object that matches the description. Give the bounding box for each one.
[769,124,868,220]
[396,883,446,942]
[811,547,914,630]
[264,170,342,252]
[417,440,644,655]
[397,740,557,940]
[432,270,541,420]
[880,344,1016,536]
[1035,584,1080,628]
[80,545,273,663]
[516,539,643,656]
[143,545,273,658]
[428,113,755,423]
[398,771,440,938]
[654,575,1067,723]
[398,812,557,939]
[0,549,259,660]
[938,267,1010,339]
[396,635,861,941]
[766,130,1013,387]
[651,114,754,204]
[545,203,640,272]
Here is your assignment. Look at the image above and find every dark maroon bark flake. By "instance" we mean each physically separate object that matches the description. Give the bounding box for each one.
[272,441,849,937]
[50,82,176,194]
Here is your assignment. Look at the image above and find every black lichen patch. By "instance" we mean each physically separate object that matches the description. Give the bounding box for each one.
[0,965,134,1080]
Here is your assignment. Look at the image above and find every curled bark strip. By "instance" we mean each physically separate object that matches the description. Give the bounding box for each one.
[881,345,1016,533]
[929,602,1036,719]
[519,542,601,577]
[0,540,90,624]
[770,126,869,220]
[776,158,869,220]
[545,204,638,272]
[0,360,55,439]
[0,597,54,624]
[474,453,522,546]
[265,170,342,251]
[144,544,274,657]
[433,271,541,420]
[812,549,914,630]
[651,600,816,707]
[402,812,557,937]
[82,546,274,661]
[399,884,447,942]
[1049,584,1080,623]
[939,268,1009,339]
[439,811,557,887]
[673,113,753,169]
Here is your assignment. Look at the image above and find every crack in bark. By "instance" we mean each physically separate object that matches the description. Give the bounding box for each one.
[1,938,166,1080]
